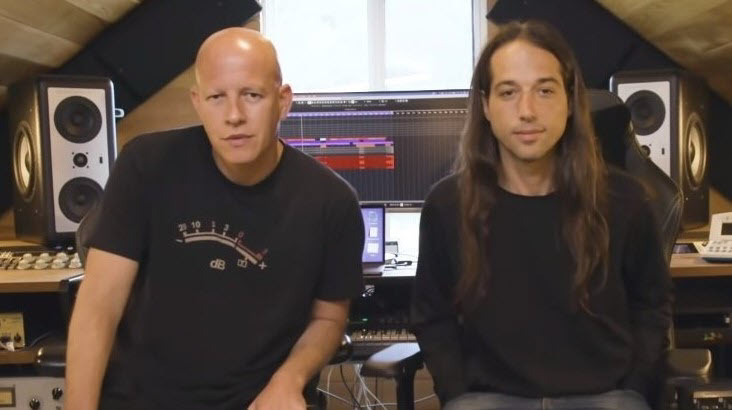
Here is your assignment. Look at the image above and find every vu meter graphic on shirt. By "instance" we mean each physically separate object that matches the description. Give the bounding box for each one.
[175,220,268,271]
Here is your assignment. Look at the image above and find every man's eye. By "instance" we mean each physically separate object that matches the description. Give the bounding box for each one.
[538,88,555,96]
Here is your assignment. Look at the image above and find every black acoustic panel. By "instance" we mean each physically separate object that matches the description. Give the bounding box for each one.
[0,114,10,214]
[56,0,261,113]
[56,51,141,114]
[620,41,677,71]
[708,93,732,197]
[488,0,637,88]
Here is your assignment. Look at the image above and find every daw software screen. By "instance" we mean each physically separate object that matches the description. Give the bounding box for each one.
[280,90,469,204]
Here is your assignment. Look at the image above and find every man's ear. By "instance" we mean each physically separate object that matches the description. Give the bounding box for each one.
[278,84,293,120]
[190,85,200,112]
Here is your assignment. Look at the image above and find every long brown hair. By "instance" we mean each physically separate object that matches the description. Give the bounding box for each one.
[455,20,609,312]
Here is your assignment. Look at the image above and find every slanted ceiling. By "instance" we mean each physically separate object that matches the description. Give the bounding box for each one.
[0,1,730,108]
[0,0,142,109]
[596,0,732,105]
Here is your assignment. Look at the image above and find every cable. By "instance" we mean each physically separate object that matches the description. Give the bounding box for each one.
[27,331,54,347]
[339,364,362,409]
[316,388,355,406]
[415,394,437,403]
[392,252,418,259]
[354,369,437,409]
[357,365,379,409]
[321,364,437,409]
[384,253,418,269]
[355,369,387,410]
[0,330,55,352]
[326,365,334,394]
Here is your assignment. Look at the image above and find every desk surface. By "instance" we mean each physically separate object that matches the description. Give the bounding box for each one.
[1,246,729,291]
[670,253,732,278]
[0,268,83,293]
[379,259,732,279]
[373,259,730,279]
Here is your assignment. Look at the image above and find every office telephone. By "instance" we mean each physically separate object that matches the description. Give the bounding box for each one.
[694,212,732,262]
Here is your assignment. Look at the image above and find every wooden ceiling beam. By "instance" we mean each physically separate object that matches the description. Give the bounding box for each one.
[0,54,51,86]
[597,0,726,39]
[63,0,141,24]
[0,14,80,67]
[0,0,105,44]
[595,0,732,105]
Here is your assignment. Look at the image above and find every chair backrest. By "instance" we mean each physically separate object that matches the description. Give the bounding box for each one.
[588,89,683,263]
[589,91,682,396]
[75,202,101,265]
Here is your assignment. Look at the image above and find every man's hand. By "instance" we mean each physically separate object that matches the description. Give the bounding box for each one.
[247,372,307,410]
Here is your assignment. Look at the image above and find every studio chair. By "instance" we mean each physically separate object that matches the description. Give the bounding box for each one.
[359,89,713,410]
[33,205,100,377]
[37,204,352,410]
[588,89,682,261]
[588,89,714,409]
[360,343,423,410]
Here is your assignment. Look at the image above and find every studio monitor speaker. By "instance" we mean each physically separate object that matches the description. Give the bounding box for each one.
[610,69,709,229]
[8,75,117,246]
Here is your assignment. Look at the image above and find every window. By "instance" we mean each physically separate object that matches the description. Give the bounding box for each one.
[261,0,485,92]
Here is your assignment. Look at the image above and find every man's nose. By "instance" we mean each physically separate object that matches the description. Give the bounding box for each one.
[225,99,246,126]
[517,93,537,122]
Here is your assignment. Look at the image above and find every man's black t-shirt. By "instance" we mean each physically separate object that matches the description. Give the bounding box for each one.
[89,126,364,409]
[411,169,672,403]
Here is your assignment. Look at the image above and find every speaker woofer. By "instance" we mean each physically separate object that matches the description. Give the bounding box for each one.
[685,113,707,189]
[625,90,666,136]
[58,177,103,223]
[13,121,35,201]
[54,96,102,144]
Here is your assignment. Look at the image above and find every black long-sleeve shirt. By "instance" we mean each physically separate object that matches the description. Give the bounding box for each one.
[411,169,673,404]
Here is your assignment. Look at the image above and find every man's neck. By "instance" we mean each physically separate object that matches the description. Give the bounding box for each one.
[214,139,284,186]
[498,155,556,196]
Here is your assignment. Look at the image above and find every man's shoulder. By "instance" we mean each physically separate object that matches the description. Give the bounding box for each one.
[425,173,459,207]
[283,143,359,199]
[123,125,204,156]
[115,126,205,176]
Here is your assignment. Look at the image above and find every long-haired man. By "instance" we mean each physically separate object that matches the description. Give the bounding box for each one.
[411,20,671,410]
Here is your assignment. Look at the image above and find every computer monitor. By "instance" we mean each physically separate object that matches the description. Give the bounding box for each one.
[281,89,469,205]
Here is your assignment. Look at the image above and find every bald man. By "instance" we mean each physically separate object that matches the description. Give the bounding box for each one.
[65,28,364,410]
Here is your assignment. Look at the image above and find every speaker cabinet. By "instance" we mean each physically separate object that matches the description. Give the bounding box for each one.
[610,70,709,229]
[8,75,117,246]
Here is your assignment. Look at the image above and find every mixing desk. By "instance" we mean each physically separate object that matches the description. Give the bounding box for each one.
[1,250,81,271]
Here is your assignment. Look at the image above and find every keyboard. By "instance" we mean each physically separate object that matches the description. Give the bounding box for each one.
[349,328,416,359]
[349,280,416,359]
